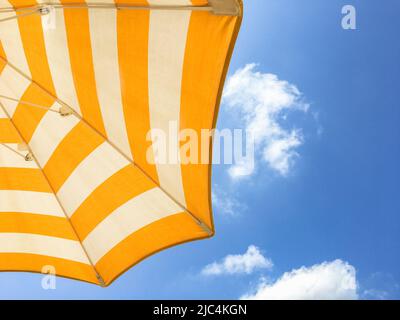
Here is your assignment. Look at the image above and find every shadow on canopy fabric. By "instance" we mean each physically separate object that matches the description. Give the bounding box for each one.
[0,0,242,286]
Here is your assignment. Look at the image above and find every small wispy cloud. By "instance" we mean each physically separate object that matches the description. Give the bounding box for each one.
[212,186,246,217]
[223,63,310,178]
[362,289,389,300]
[241,259,358,300]
[201,245,273,276]
[360,272,399,300]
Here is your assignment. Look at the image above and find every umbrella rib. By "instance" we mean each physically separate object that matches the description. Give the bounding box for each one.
[0,3,214,23]
[0,3,214,13]
[0,56,213,237]
[0,101,106,286]
[0,1,241,20]
[0,94,60,114]
[0,7,41,23]
[0,142,29,160]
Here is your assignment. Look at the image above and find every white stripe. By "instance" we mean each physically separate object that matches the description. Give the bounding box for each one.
[0,190,64,217]
[0,233,90,264]
[89,9,131,157]
[41,8,81,115]
[0,10,13,22]
[0,65,31,116]
[83,187,182,264]
[0,4,31,77]
[0,144,37,168]
[57,142,129,217]
[148,10,189,206]
[29,107,80,166]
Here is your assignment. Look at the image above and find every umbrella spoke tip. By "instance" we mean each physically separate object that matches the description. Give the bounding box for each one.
[24,152,34,162]
[210,0,241,16]
[59,105,75,117]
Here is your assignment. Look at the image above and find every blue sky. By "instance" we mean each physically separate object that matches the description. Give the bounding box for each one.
[1,0,400,299]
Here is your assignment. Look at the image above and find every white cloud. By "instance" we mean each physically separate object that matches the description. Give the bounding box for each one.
[223,64,309,178]
[241,259,358,300]
[202,245,273,276]
[263,130,302,175]
[360,272,399,300]
[362,289,389,300]
[211,187,245,216]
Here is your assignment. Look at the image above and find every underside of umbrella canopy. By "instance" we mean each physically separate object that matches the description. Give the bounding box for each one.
[0,0,242,286]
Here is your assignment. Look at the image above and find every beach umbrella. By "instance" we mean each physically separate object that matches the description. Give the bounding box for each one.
[0,0,242,286]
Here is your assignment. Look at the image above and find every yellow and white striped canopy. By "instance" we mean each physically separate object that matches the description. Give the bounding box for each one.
[0,0,242,285]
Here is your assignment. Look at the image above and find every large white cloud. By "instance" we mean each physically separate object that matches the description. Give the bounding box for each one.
[223,64,309,178]
[241,259,358,300]
[201,245,273,276]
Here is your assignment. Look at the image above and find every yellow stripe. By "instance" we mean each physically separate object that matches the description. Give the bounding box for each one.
[0,119,21,143]
[62,2,107,136]
[0,212,76,240]
[10,0,55,93]
[180,12,240,229]
[71,164,155,239]
[11,87,54,142]
[0,41,6,73]
[43,121,104,192]
[9,0,56,142]
[95,212,208,285]
[117,8,159,183]
[0,253,98,284]
[191,0,208,4]
[0,168,52,192]
[119,0,150,5]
